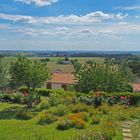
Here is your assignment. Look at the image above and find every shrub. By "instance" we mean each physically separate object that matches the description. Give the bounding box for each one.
[39,100,50,110]
[69,112,89,122]
[104,92,140,106]
[68,112,87,129]
[38,112,58,125]
[107,96,118,106]
[57,118,73,130]
[48,93,60,107]
[74,119,86,129]
[19,86,28,93]
[93,93,102,107]
[70,103,88,113]
[0,93,4,102]
[92,116,100,125]
[16,109,33,120]
[11,93,22,103]
[38,89,52,97]
[3,93,11,102]
[53,104,67,116]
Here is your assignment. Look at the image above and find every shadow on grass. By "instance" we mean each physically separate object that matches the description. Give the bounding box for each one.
[0,105,39,120]
[0,106,22,120]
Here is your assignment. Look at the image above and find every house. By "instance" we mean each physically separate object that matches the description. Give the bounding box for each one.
[46,72,77,90]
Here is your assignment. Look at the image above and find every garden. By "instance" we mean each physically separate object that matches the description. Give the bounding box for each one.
[0,88,140,140]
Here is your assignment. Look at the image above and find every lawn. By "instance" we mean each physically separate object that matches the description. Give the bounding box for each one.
[0,103,76,140]
[0,96,140,140]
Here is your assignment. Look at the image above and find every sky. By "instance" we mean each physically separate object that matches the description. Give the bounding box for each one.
[0,0,140,51]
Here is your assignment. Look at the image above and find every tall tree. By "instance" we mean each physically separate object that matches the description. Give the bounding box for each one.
[0,59,8,89]
[74,61,133,93]
[10,56,50,108]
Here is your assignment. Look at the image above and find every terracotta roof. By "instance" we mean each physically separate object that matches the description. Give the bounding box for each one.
[133,83,140,92]
[47,73,77,84]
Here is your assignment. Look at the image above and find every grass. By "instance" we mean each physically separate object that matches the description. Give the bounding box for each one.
[0,102,126,140]
[0,103,76,140]
[1,56,104,73]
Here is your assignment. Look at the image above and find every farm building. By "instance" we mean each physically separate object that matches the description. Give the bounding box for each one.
[46,72,77,90]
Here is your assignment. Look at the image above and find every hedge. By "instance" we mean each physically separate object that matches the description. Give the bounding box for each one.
[18,86,53,97]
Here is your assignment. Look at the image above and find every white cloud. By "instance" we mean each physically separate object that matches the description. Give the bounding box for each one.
[0,13,35,23]
[115,5,140,10]
[0,11,128,25]
[14,0,58,6]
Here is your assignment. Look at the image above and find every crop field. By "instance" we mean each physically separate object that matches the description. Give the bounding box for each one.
[1,57,104,73]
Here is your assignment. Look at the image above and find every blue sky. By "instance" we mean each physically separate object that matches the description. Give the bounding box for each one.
[0,0,140,51]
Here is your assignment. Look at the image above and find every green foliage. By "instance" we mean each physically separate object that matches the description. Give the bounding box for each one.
[15,109,33,120]
[0,59,8,88]
[56,118,73,130]
[18,86,28,93]
[48,89,77,106]
[73,130,103,140]
[38,88,52,97]
[48,93,60,107]
[101,122,116,140]
[37,112,58,125]
[10,56,50,108]
[70,103,88,113]
[39,100,50,110]
[0,93,11,102]
[74,61,133,93]
[53,104,67,116]
[91,116,100,125]
[11,93,23,103]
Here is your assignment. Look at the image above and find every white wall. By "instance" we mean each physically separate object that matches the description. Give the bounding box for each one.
[52,83,62,89]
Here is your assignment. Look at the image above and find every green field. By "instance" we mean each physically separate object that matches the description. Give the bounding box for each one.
[1,57,104,73]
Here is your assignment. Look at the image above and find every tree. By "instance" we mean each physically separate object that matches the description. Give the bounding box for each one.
[10,56,50,108]
[74,61,133,93]
[128,61,140,78]
[0,59,8,89]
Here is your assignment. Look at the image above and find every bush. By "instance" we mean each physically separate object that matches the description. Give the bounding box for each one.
[53,104,67,116]
[70,103,88,113]
[104,92,140,106]
[91,116,100,125]
[19,86,28,93]
[39,100,50,110]
[69,112,89,122]
[57,118,73,130]
[0,93,4,102]
[38,89,52,97]
[16,109,33,120]
[68,112,87,129]
[74,119,86,129]
[38,112,58,125]
[48,93,60,107]
[11,93,23,103]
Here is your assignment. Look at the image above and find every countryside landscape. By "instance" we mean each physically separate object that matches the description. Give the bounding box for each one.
[0,0,140,140]
[0,51,140,140]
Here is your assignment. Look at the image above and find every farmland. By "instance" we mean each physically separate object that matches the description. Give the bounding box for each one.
[1,56,104,73]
